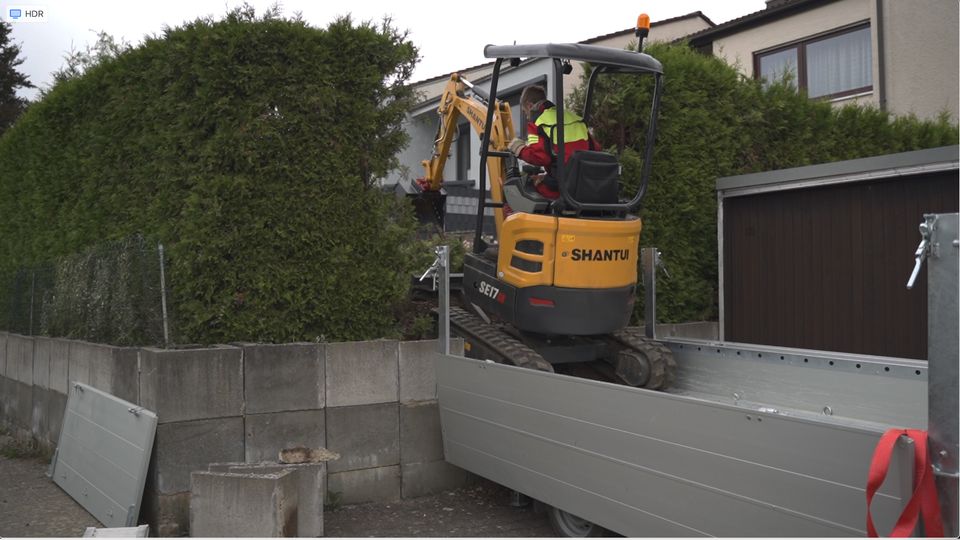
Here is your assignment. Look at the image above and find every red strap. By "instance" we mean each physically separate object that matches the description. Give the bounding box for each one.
[866,428,944,537]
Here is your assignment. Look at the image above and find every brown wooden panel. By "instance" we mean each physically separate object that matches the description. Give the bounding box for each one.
[723,172,958,359]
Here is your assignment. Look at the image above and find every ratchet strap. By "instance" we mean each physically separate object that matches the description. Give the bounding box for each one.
[866,428,944,537]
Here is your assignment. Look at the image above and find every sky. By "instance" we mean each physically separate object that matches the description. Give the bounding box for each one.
[6,0,768,100]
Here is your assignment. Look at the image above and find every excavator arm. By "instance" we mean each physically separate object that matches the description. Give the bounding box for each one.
[417,74,516,233]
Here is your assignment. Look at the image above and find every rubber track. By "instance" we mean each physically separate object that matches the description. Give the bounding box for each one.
[611,327,677,390]
[449,306,554,373]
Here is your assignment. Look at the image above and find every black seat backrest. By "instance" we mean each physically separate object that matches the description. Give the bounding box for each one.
[561,151,620,205]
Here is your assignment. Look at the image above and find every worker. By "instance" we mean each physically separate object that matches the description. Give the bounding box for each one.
[507,85,598,199]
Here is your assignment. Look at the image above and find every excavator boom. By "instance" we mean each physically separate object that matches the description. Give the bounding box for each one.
[415,74,515,232]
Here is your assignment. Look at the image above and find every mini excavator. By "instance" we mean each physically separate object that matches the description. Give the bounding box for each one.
[415,18,675,389]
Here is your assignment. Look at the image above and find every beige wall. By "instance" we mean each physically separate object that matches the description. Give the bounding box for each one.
[711,0,958,121]
[714,0,871,72]
[881,0,958,121]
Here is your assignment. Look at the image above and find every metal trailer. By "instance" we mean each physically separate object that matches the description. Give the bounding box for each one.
[430,213,959,537]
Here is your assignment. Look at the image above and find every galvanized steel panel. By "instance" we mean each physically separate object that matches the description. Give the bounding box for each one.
[52,382,157,528]
[663,340,927,428]
[436,354,919,537]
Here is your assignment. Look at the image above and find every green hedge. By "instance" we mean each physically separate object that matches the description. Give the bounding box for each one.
[576,43,958,323]
[0,9,420,343]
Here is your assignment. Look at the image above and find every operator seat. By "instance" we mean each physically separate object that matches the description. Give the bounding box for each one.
[502,174,551,214]
[561,150,620,205]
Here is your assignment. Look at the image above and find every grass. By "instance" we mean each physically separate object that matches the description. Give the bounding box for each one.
[0,432,53,461]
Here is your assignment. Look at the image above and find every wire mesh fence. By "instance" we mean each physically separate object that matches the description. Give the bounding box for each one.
[1,235,173,346]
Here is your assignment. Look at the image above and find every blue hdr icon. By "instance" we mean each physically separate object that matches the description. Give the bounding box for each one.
[9,8,22,19]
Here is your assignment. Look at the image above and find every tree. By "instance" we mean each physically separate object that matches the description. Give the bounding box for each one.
[50,30,130,86]
[0,21,33,135]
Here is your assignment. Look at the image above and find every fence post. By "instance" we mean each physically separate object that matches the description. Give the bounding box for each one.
[28,270,35,335]
[158,243,170,347]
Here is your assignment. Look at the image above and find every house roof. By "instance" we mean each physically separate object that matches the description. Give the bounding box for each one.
[579,11,716,45]
[716,145,960,194]
[410,11,712,88]
[686,0,839,46]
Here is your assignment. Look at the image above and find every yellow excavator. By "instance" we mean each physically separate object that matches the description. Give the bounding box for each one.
[415,20,675,389]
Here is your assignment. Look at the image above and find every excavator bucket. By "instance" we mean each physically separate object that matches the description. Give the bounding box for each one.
[407,188,446,230]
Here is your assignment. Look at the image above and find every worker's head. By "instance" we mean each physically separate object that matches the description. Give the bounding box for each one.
[520,85,548,119]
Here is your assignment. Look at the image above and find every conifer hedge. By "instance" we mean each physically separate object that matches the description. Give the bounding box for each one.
[0,8,420,343]
[576,43,958,323]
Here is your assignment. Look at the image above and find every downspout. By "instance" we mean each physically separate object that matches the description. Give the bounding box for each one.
[875,0,887,111]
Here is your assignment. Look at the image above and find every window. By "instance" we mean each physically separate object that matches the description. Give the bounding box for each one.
[456,122,470,182]
[755,23,872,99]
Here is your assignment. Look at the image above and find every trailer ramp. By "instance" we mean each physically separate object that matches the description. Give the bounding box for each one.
[436,343,923,537]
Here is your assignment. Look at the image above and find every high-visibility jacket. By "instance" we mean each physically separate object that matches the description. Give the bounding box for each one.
[517,104,596,194]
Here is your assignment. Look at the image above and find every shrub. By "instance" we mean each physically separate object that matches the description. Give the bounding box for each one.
[575,42,958,323]
[0,7,421,343]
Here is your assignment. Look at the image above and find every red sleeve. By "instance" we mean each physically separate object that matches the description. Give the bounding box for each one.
[517,121,553,166]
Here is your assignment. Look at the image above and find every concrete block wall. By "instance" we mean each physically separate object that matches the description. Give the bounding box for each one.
[190,470,299,537]
[0,332,471,536]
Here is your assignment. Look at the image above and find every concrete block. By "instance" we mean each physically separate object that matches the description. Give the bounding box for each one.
[47,339,70,394]
[325,339,398,407]
[401,460,475,499]
[327,465,400,505]
[31,386,49,440]
[190,470,298,537]
[67,341,139,403]
[244,409,326,463]
[243,343,324,414]
[399,340,438,403]
[32,337,52,390]
[139,490,190,537]
[7,334,34,385]
[15,380,32,429]
[325,403,399,473]
[0,332,7,378]
[0,376,11,421]
[153,417,244,494]
[400,401,443,464]
[209,462,326,537]
[140,346,242,423]
[399,338,463,403]
[46,390,67,444]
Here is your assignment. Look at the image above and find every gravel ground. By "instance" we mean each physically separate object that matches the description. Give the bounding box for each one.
[1,432,552,538]
[0,437,101,537]
[325,480,556,537]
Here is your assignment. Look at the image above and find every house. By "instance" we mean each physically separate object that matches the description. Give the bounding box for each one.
[686,0,959,121]
[388,12,715,231]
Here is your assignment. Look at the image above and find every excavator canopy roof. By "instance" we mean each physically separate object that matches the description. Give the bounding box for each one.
[484,43,663,74]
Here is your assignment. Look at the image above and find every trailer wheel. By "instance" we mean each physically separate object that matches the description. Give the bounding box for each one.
[547,506,608,537]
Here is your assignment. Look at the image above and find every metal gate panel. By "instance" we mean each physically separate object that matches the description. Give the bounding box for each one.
[436,355,914,537]
[51,383,157,528]
[665,341,927,428]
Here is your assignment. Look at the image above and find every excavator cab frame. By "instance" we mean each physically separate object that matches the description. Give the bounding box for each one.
[473,43,664,253]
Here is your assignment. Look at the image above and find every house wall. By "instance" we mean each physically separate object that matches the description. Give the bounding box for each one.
[711,0,957,120]
[881,0,959,121]
[714,0,874,106]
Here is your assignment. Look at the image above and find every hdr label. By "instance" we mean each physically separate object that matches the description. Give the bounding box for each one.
[4,5,47,22]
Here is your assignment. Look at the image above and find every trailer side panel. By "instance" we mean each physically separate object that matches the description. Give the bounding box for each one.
[436,354,914,537]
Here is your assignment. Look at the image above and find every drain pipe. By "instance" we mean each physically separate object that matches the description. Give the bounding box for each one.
[875,0,887,111]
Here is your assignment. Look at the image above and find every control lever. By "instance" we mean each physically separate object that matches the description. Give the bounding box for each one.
[419,254,440,282]
[657,250,670,279]
[906,215,938,290]
[418,247,448,291]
